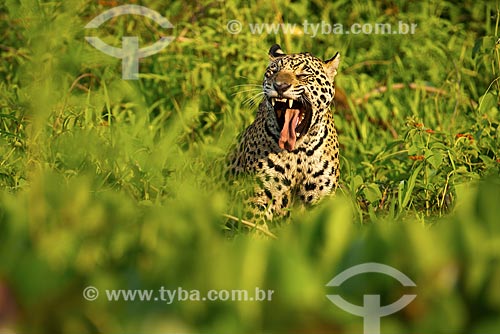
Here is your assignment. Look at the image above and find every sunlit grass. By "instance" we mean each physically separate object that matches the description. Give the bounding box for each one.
[0,0,499,333]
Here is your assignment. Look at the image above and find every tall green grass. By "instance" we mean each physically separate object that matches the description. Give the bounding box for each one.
[0,0,499,333]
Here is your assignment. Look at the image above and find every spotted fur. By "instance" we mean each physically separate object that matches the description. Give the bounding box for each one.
[229,44,341,220]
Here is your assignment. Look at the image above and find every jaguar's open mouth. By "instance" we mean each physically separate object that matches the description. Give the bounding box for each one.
[269,97,312,151]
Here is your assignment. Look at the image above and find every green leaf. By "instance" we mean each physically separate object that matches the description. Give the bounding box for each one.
[407,146,419,156]
[352,175,364,192]
[472,36,496,58]
[478,92,497,114]
[363,183,382,203]
[425,149,444,170]
[402,164,423,209]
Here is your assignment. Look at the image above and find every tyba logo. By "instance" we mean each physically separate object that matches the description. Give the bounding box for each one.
[326,262,417,334]
[85,5,174,80]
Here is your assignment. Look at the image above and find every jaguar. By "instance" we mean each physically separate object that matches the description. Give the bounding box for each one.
[229,44,341,221]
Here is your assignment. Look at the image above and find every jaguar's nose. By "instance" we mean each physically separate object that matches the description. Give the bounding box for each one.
[273,81,291,96]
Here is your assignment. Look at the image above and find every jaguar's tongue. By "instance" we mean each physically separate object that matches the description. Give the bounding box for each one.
[279,108,300,151]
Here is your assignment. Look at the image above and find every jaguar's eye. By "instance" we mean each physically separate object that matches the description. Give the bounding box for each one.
[269,62,279,72]
[296,73,311,80]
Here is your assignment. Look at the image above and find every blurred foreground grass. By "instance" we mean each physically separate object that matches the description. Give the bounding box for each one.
[0,0,499,333]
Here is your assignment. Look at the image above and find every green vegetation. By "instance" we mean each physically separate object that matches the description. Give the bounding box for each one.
[0,0,499,333]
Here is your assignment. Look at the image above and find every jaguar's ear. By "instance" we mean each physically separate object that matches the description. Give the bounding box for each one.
[269,44,286,59]
[324,52,340,80]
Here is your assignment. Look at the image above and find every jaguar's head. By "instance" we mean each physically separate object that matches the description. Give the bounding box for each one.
[263,44,340,151]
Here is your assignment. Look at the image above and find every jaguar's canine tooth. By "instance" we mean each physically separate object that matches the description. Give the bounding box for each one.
[288,99,293,108]
[271,98,276,106]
